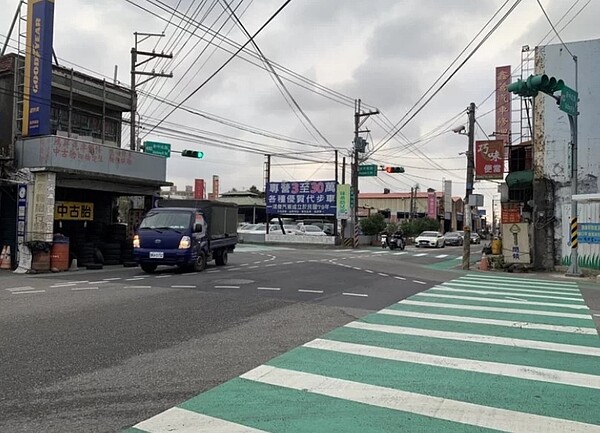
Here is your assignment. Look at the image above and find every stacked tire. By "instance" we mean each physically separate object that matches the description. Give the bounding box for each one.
[100,242,122,266]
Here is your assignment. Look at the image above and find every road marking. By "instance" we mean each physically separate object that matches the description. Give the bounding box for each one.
[49,283,77,288]
[283,261,294,265]
[171,285,196,289]
[413,280,427,285]
[11,290,46,294]
[461,274,579,287]
[215,285,240,289]
[353,267,362,270]
[400,300,592,319]
[265,264,277,267]
[207,270,220,274]
[505,296,528,302]
[413,253,428,257]
[435,254,449,258]
[242,365,600,433]
[88,281,109,284]
[450,280,580,294]
[378,273,389,277]
[394,276,406,281]
[240,263,249,267]
[228,268,242,271]
[126,278,145,282]
[134,407,269,433]
[248,266,259,269]
[305,338,600,389]
[257,287,281,291]
[124,286,151,289]
[435,286,583,302]
[71,287,99,291]
[103,277,121,281]
[253,261,262,264]
[187,272,199,276]
[6,286,36,291]
[393,252,408,255]
[298,289,324,294]
[67,280,89,284]
[417,292,589,310]
[343,292,368,297]
[365,270,374,274]
[155,275,172,278]
[297,260,307,263]
[379,309,598,335]
[372,251,388,254]
[346,322,600,357]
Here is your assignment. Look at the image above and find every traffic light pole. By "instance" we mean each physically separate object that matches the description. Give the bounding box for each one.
[566,55,581,276]
[462,102,476,270]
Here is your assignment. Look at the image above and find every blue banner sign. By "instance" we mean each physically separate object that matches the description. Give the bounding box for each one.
[266,180,337,216]
[579,223,600,244]
[22,0,55,137]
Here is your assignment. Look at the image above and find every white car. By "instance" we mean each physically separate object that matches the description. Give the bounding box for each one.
[269,225,300,235]
[297,225,327,236]
[415,231,445,248]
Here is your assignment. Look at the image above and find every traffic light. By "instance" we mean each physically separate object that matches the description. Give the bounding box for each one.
[507,74,564,97]
[181,149,204,159]
[384,166,405,173]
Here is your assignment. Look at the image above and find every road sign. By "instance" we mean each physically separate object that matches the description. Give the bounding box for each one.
[143,141,171,158]
[358,164,378,177]
[560,85,578,116]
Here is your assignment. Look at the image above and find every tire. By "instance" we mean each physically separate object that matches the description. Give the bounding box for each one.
[441,242,445,248]
[389,242,397,250]
[215,250,228,266]
[141,264,157,274]
[193,252,207,272]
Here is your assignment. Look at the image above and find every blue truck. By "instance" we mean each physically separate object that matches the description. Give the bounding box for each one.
[133,200,238,273]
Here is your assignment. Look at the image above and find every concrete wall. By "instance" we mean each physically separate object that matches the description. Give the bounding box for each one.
[536,39,600,267]
[266,234,336,245]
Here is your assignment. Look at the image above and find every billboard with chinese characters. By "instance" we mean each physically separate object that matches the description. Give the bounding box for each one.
[427,191,437,219]
[22,0,55,137]
[267,180,337,215]
[475,139,504,180]
[54,201,94,221]
[495,66,511,145]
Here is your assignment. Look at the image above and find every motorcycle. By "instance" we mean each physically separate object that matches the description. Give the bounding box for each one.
[388,234,406,250]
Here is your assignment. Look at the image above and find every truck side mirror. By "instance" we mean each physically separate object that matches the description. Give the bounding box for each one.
[194,223,203,233]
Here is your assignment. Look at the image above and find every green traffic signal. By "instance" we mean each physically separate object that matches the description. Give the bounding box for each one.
[508,74,565,97]
[181,150,204,159]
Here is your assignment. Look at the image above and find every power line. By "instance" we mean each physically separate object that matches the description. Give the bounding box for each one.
[536,0,575,58]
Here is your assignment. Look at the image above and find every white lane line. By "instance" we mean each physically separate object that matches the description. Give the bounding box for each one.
[434,286,584,303]
[187,272,199,276]
[298,289,324,294]
[413,253,428,257]
[435,254,449,258]
[207,270,220,274]
[228,268,242,271]
[253,261,262,264]
[394,276,406,281]
[88,281,109,284]
[134,407,269,433]
[365,270,374,274]
[71,287,99,291]
[379,309,598,335]
[248,266,259,269]
[416,292,589,310]
[126,278,145,282]
[49,283,77,288]
[155,275,172,279]
[68,280,89,284]
[6,286,36,291]
[215,285,240,289]
[265,263,277,267]
[124,286,151,289]
[343,292,368,297]
[11,290,46,294]
[240,263,249,267]
[242,365,600,433]
[372,251,388,254]
[346,321,600,357]
[306,339,600,389]
[400,300,593,320]
[171,285,196,289]
[282,261,294,265]
[103,277,121,281]
[413,280,427,285]
[462,274,579,287]
[451,280,580,294]
[353,267,362,271]
[378,273,389,277]
[297,260,306,263]
[257,287,281,291]
[393,252,408,255]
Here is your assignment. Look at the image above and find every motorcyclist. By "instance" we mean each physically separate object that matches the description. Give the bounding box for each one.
[393,228,406,249]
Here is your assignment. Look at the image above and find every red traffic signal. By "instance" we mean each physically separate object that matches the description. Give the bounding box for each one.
[384,166,405,174]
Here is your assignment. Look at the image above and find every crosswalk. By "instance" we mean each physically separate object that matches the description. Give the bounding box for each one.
[125,273,600,432]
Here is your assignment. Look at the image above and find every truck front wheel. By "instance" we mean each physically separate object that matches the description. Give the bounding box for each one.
[215,250,228,266]
[194,252,207,272]
[141,264,157,274]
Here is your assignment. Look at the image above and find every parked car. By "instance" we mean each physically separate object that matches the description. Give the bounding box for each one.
[238,223,266,234]
[470,232,481,244]
[297,224,327,236]
[415,231,445,248]
[269,224,300,235]
[444,231,464,246]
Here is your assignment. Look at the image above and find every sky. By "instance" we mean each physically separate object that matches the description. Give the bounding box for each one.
[1,0,599,218]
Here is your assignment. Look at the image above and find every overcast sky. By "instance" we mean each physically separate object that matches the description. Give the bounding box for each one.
[2,0,599,215]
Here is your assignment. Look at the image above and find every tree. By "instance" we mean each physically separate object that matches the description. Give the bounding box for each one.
[359,213,387,236]
[248,185,265,198]
[400,217,440,237]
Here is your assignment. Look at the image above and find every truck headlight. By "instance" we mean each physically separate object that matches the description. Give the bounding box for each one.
[179,236,191,249]
[133,235,140,248]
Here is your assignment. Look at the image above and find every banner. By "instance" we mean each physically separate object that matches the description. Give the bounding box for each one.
[22,0,55,137]
[427,191,437,219]
[266,180,337,215]
[336,184,351,219]
[495,66,512,145]
[475,140,504,180]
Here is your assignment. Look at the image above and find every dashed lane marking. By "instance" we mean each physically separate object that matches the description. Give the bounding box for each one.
[11,290,46,294]
[124,286,152,289]
[171,285,197,289]
[393,252,408,255]
[228,268,242,271]
[342,292,369,297]
[353,267,362,270]
[88,281,110,284]
[378,273,389,277]
[394,276,406,281]
[206,270,220,274]
[215,285,240,289]
[71,287,99,291]
[298,289,324,294]
[413,253,428,257]
[103,277,122,281]
[50,283,77,288]
[365,270,374,274]
[413,280,427,285]
[155,275,172,279]
[435,254,449,258]
[257,287,281,291]
[6,286,36,291]
[126,278,145,282]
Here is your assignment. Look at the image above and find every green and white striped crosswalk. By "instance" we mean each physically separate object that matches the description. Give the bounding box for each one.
[126,273,600,432]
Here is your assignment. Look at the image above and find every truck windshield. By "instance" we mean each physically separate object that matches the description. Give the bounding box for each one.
[140,211,191,231]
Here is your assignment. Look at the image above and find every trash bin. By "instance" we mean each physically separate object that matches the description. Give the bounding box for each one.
[50,234,70,271]
[491,238,502,255]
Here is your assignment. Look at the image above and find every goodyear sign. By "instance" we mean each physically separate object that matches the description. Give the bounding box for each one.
[54,201,94,221]
[22,0,55,137]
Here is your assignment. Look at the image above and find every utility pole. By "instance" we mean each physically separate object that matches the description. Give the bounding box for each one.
[352,99,379,248]
[130,32,173,151]
[463,102,476,270]
[334,149,339,239]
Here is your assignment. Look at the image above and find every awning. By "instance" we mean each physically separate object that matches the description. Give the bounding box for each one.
[505,170,533,188]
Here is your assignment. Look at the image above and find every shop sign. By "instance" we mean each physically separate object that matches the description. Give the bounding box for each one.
[427,191,437,219]
[475,139,504,180]
[495,66,512,145]
[579,223,600,244]
[17,184,28,261]
[266,180,337,216]
[31,172,55,242]
[336,184,351,219]
[54,201,94,221]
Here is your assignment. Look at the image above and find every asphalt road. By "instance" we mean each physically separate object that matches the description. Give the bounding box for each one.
[0,244,468,433]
